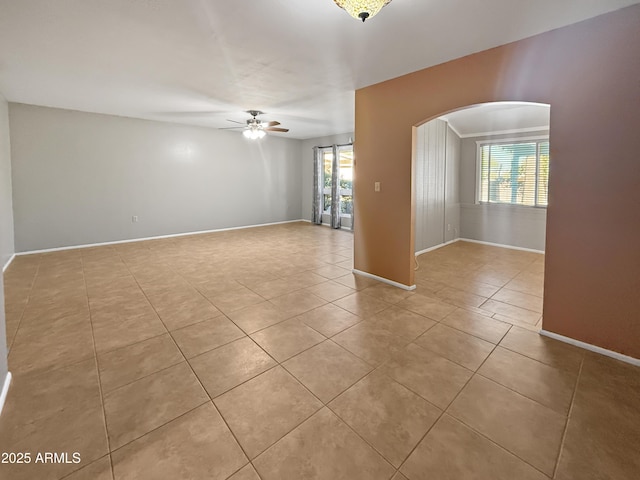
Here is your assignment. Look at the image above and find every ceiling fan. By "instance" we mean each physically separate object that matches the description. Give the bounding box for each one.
[221,110,289,139]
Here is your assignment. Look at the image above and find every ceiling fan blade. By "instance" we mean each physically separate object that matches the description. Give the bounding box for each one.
[219,126,244,130]
[226,119,246,125]
[262,121,280,127]
[264,127,289,132]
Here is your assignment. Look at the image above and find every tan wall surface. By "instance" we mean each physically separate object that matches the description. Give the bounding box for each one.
[354,5,640,357]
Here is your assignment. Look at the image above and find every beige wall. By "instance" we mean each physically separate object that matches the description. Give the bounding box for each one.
[354,6,640,358]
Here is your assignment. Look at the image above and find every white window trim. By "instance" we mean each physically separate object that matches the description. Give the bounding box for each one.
[475,135,549,208]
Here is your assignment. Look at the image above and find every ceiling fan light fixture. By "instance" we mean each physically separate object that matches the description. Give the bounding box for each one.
[243,127,266,140]
[230,111,288,139]
[333,0,392,22]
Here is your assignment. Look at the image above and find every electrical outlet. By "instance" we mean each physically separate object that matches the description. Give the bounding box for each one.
[374,182,381,192]
[132,216,138,223]
[447,223,451,231]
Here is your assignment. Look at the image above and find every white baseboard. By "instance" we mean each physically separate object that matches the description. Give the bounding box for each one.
[415,239,460,256]
[352,268,416,291]
[459,238,545,254]
[15,219,307,256]
[2,254,15,272]
[540,330,640,367]
[0,372,12,417]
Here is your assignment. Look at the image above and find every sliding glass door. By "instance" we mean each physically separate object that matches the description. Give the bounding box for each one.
[319,144,353,229]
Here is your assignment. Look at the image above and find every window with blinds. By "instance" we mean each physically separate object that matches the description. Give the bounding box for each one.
[478,139,550,207]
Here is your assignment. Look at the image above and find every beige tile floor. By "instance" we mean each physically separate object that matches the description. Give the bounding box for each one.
[1,222,639,479]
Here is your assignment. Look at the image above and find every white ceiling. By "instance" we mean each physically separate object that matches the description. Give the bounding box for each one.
[0,0,637,139]
[441,102,550,138]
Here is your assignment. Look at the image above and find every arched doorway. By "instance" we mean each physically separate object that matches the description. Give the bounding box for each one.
[413,101,550,254]
[412,101,550,330]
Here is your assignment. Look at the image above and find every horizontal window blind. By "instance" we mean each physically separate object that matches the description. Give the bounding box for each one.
[478,140,549,207]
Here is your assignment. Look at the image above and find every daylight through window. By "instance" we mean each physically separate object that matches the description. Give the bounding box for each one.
[322,146,353,215]
[478,139,549,207]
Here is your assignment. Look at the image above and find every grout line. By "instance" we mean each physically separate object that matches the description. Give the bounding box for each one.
[251,464,266,480]
[247,373,326,457]
[327,331,384,369]
[56,453,114,480]
[412,336,494,373]
[3,225,557,479]
[177,272,270,322]
[435,343,562,479]
[496,340,579,374]
[321,369,401,471]
[280,339,373,403]
[200,308,384,470]
[3,226,358,471]
[211,360,322,463]
[552,353,585,478]
[394,349,483,474]
[149,268,279,469]
[440,412,554,478]
[394,324,505,474]
[79,253,116,480]
[397,326,532,476]
[106,400,211,455]
[290,319,450,471]
[482,294,544,316]
[6,258,41,353]
[224,462,264,480]
[264,334,329,364]
[438,309,513,345]
[473,368,570,418]
[203,362,281,403]
[111,246,260,464]
[101,358,187,397]
[125,257,266,465]
[94,330,169,358]
[5,352,97,385]
[303,317,365,340]
[234,315,297,336]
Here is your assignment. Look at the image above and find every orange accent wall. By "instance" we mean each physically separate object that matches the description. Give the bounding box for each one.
[353,5,640,358]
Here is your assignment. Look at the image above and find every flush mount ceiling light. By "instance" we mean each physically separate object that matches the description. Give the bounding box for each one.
[334,0,392,22]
